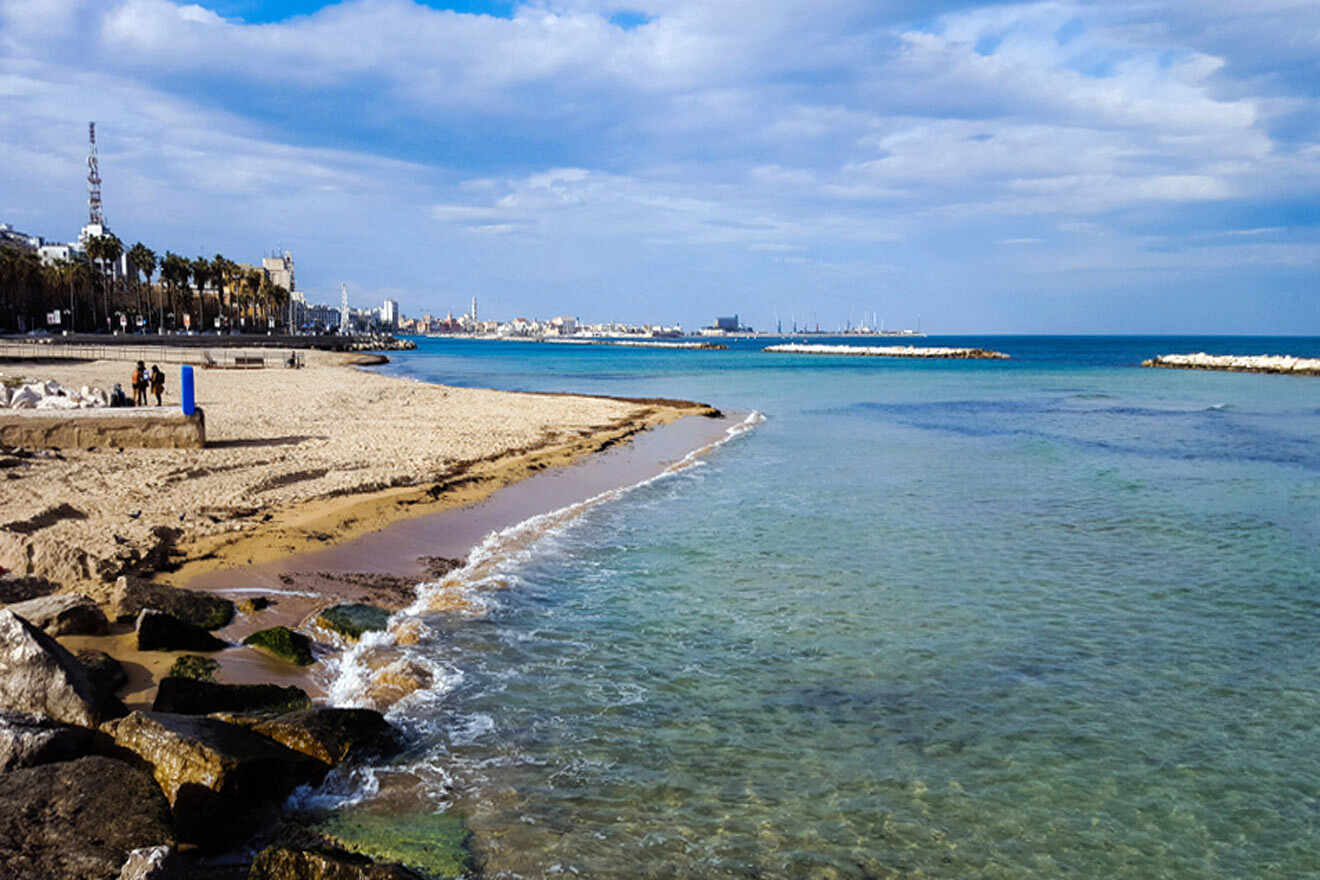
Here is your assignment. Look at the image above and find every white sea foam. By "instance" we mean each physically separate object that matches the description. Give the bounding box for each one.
[210,586,324,598]
[324,411,764,709]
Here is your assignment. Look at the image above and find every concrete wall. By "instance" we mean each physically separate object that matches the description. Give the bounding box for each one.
[0,408,205,449]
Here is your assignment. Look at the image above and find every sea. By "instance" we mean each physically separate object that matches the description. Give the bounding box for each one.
[320,335,1320,879]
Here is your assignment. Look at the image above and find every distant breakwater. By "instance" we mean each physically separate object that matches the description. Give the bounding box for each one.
[764,343,1009,359]
[1143,353,1320,376]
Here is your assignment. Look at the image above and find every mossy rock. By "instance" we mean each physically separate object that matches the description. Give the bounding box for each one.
[152,677,311,715]
[317,809,472,879]
[238,596,271,614]
[242,626,315,666]
[168,654,219,682]
[316,604,390,642]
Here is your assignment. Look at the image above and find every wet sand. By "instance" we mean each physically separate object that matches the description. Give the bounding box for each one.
[65,411,740,705]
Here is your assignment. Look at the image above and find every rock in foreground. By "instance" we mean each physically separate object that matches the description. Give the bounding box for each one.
[113,576,235,630]
[0,711,99,771]
[0,756,174,880]
[244,707,401,766]
[152,677,310,716]
[136,609,229,652]
[102,711,326,847]
[77,649,129,695]
[5,593,109,636]
[248,846,426,880]
[0,609,119,726]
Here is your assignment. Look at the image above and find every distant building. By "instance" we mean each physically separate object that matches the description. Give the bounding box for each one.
[380,298,399,327]
[262,251,295,293]
[715,315,740,331]
[38,243,78,264]
[0,223,40,252]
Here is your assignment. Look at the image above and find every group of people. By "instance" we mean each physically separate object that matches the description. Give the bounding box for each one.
[111,361,166,407]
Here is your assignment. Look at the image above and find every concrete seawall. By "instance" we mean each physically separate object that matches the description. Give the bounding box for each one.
[0,407,206,449]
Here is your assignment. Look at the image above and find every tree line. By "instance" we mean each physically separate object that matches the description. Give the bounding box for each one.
[0,233,291,335]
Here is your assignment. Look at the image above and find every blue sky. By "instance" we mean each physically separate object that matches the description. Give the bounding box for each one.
[2,0,1317,332]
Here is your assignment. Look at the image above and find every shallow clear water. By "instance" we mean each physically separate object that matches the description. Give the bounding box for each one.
[363,337,1320,878]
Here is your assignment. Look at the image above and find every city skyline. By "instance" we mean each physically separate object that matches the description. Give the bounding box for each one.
[2,1,1318,333]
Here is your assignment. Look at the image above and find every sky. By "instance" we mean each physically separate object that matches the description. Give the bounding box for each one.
[1,0,1318,333]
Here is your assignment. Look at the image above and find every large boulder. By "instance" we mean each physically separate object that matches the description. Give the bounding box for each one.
[112,576,234,630]
[241,708,400,766]
[0,609,120,726]
[0,756,175,880]
[316,604,390,642]
[102,711,327,847]
[0,711,99,771]
[6,593,109,635]
[136,609,229,652]
[151,677,310,716]
[248,847,426,880]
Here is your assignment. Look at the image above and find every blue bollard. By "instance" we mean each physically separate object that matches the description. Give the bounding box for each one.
[180,364,195,415]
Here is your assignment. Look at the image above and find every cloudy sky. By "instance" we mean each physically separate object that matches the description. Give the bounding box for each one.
[2,0,1317,332]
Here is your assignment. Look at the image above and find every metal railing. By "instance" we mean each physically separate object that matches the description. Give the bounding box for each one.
[0,342,302,368]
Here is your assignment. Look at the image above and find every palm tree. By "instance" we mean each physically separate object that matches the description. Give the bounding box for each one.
[241,268,263,329]
[161,251,188,330]
[127,242,156,332]
[84,233,123,332]
[211,254,234,329]
[191,257,211,332]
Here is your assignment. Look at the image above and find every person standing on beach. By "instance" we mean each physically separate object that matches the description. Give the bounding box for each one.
[130,361,148,406]
[149,364,165,406]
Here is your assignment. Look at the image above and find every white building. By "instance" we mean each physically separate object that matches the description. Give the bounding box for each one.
[380,298,399,327]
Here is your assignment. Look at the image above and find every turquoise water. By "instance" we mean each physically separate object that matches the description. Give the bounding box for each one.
[365,337,1320,878]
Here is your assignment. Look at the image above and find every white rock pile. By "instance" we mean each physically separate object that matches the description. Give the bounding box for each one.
[763,343,1010,359]
[2,380,110,410]
[1143,353,1320,376]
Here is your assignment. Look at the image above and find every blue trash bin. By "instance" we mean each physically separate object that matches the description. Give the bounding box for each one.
[180,364,195,415]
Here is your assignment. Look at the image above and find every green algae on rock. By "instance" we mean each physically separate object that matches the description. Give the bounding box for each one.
[316,809,473,880]
[243,626,316,665]
[168,654,220,682]
[317,604,390,642]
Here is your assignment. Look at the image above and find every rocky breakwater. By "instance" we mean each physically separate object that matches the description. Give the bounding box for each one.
[0,581,425,879]
[1142,352,1320,376]
[341,334,416,352]
[764,343,1010,359]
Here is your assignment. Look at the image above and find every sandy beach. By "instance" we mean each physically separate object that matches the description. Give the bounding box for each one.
[0,351,719,707]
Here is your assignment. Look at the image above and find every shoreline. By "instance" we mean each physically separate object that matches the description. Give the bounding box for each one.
[2,351,723,710]
[0,349,740,876]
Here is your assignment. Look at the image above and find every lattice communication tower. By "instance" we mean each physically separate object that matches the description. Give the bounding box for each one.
[87,122,104,226]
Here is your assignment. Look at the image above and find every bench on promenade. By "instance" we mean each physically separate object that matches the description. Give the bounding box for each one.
[234,356,265,367]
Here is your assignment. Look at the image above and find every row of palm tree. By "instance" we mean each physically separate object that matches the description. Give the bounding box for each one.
[0,234,290,334]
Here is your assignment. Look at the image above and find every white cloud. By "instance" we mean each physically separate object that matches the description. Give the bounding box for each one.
[1,0,1318,330]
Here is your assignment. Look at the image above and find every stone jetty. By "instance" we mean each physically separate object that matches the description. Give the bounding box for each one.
[764,343,1009,359]
[1143,353,1320,376]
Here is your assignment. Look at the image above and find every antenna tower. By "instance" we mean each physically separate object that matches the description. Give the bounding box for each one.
[87,122,104,227]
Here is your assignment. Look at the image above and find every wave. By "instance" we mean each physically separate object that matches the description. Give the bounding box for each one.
[324,410,765,711]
